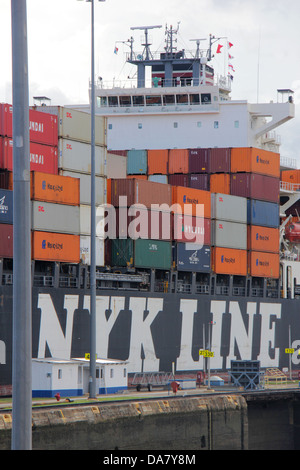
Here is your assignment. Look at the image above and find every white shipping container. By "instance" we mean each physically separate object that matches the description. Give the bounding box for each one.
[80,204,105,237]
[211,193,247,223]
[34,105,106,146]
[80,235,105,266]
[211,220,247,250]
[106,153,127,179]
[59,171,106,205]
[32,200,80,234]
[58,138,106,176]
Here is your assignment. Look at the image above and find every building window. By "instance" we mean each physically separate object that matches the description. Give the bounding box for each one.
[174,122,178,128]
[110,368,114,378]
[138,123,142,129]
[190,94,200,105]
[176,94,188,104]
[197,121,202,128]
[58,369,62,379]
[214,121,219,129]
[234,120,239,128]
[108,96,118,107]
[108,123,112,130]
[124,368,127,378]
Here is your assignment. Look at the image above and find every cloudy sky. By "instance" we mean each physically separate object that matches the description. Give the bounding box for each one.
[1,0,300,162]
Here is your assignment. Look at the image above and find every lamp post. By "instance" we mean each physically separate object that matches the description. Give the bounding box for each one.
[78,0,106,399]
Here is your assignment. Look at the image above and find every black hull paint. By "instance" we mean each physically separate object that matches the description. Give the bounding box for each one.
[1,285,300,387]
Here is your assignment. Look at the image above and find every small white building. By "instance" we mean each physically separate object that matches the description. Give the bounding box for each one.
[32,357,128,398]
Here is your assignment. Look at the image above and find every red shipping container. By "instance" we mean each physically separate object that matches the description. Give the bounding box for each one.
[168,174,190,187]
[189,174,210,191]
[114,207,172,240]
[189,148,210,173]
[0,103,58,146]
[1,138,58,174]
[110,178,172,208]
[230,173,279,203]
[173,214,211,244]
[168,149,189,174]
[0,224,13,258]
[210,148,231,173]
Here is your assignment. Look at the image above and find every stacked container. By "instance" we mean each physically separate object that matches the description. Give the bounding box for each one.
[35,106,107,267]
[211,193,248,276]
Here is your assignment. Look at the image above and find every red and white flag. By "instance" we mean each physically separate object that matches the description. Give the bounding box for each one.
[216,44,223,53]
[228,41,234,48]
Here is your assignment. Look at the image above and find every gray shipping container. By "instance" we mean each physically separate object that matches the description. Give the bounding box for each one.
[60,171,106,205]
[175,243,211,272]
[211,193,247,223]
[34,105,106,146]
[32,200,80,234]
[211,220,247,250]
[58,138,106,176]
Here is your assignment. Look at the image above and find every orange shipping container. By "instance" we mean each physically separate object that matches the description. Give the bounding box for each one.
[147,149,169,175]
[31,172,80,206]
[212,247,247,275]
[248,251,279,278]
[210,173,230,194]
[281,169,300,185]
[172,186,211,218]
[126,174,148,180]
[168,149,189,174]
[247,225,279,253]
[231,147,280,177]
[32,231,80,263]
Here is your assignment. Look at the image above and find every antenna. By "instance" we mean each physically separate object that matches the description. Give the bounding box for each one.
[189,38,207,58]
[130,25,162,60]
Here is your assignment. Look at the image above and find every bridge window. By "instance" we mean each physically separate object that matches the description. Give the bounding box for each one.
[201,93,211,104]
[119,96,131,107]
[146,95,162,106]
[108,96,118,107]
[176,94,188,104]
[190,94,200,105]
[97,96,107,107]
[133,95,144,106]
[163,94,175,105]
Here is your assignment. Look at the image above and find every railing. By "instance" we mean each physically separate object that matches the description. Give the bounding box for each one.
[280,181,300,192]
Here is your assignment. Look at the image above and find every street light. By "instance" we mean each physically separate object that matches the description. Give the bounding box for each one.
[77,0,106,399]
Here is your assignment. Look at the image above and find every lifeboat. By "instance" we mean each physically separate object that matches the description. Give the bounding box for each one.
[285,222,300,242]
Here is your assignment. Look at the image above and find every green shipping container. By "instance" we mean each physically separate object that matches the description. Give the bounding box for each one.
[111,239,172,269]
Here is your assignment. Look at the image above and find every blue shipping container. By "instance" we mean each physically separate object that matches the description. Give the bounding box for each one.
[174,243,211,272]
[148,174,168,184]
[127,149,147,175]
[0,189,13,224]
[247,199,279,228]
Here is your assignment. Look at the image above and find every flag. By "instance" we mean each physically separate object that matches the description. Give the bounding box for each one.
[228,63,235,72]
[228,54,234,59]
[228,41,234,48]
[216,44,223,54]
[114,46,119,54]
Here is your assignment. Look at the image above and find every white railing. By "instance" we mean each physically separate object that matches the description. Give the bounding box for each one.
[280,181,300,192]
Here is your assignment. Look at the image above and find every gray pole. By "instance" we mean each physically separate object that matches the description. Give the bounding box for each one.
[89,0,97,398]
[11,0,32,450]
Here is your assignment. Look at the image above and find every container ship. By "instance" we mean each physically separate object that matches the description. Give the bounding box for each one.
[0,25,299,394]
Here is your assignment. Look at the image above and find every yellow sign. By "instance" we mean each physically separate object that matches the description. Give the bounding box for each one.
[85,353,98,360]
[285,348,295,354]
[199,349,214,358]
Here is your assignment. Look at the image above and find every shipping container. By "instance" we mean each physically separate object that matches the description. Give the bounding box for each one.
[106,152,127,179]
[168,174,190,187]
[110,178,172,209]
[59,171,106,205]
[31,201,80,234]
[210,173,230,194]
[80,205,105,237]
[248,251,280,278]
[173,214,210,245]
[0,189,13,224]
[58,138,106,176]
[189,148,210,173]
[148,174,168,184]
[210,148,231,173]
[80,235,105,266]
[147,149,169,175]
[111,238,172,269]
[127,149,147,175]
[0,103,58,146]
[212,247,247,276]
[126,174,148,180]
[31,172,80,206]
[231,147,280,177]
[247,199,279,227]
[114,207,172,240]
[0,170,13,190]
[168,149,189,174]
[211,220,247,250]
[211,193,247,223]
[247,225,279,253]
[172,186,211,218]
[281,169,300,184]
[1,137,58,174]
[34,105,106,146]
[230,173,279,203]
[174,243,211,272]
[0,224,13,258]
[189,174,210,191]
[32,231,80,263]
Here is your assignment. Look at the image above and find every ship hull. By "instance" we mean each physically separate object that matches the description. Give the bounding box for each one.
[1,285,300,391]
